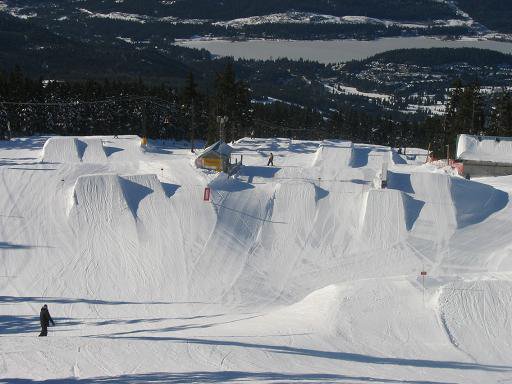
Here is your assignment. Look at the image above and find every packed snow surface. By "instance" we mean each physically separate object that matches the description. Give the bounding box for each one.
[457,134,512,163]
[1,136,511,383]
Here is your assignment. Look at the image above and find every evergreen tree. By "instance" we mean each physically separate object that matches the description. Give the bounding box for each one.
[181,72,199,149]
[0,102,7,140]
[212,62,251,143]
[443,79,463,156]
[490,90,512,136]
[460,82,485,135]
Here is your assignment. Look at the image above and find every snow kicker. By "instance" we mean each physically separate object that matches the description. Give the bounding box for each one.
[42,137,107,163]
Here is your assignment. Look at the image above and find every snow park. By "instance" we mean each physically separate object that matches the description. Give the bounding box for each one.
[0,133,510,383]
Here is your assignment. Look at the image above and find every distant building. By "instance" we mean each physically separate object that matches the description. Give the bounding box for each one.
[195,141,233,172]
[456,134,512,177]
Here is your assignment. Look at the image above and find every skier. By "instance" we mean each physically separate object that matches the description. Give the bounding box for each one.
[267,152,274,167]
[39,304,55,337]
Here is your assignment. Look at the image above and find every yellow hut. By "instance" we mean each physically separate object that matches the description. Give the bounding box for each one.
[195,141,233,172]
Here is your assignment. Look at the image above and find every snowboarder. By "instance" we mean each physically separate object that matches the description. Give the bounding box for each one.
[267,152,274,167]
[39,304,55,337]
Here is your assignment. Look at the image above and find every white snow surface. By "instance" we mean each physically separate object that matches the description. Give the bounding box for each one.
[325,83,392,102]
[1,135,511,382]
[457,134,512,163]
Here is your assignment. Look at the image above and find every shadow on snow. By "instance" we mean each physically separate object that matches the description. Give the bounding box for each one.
[2,371,458,384]
[86,336,512,373]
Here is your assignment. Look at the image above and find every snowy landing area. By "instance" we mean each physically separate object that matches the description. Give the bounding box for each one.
[0,136,511,383]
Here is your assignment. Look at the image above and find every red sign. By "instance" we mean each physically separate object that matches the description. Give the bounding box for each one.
[421,271,427,276]
[203,187,211,201]
[451,161,464,175]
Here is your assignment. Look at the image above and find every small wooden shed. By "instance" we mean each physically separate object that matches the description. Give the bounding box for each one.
[195,141,233,172]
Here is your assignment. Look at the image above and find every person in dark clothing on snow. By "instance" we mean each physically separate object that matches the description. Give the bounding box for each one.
[39,304,55,337]
[267,152,274,166]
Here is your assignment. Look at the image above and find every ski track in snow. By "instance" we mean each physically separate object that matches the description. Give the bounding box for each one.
[0,135,511,382]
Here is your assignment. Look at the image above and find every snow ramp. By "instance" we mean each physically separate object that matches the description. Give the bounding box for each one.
[408,172,457,241]
[351,144,390,170]
[260,279,449,355]
[451,177,509,229]
[187,179,277,303]
[41,137,107,163]
[404,172,507,241]
[237,180,319,304]
[359,189,410,247]
[66,173,187,301]
[70,173,175,222]
[188,177,321,305]
[80,138,108,162]
[313,140,353,175]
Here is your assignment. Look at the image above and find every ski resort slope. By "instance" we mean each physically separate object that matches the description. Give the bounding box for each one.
[0,135,511,383]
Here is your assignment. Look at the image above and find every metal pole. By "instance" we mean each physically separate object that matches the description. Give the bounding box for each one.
[422,274,425,305]
[190,102,195,152]
[217,116,223,143]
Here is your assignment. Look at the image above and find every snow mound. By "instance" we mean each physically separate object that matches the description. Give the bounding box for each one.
[41,137,107,163]
[408,172,457,240]
[80,138,108,163]
[388,172,507,239]
[67,173,187,300]
[42,137,82,163]
[71,173,165,220]
[451,177,509,228]
[313,140,353,172]
[263,279,444,353]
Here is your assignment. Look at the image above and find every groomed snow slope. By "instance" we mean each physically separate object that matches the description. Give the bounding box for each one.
[1,136,511,383]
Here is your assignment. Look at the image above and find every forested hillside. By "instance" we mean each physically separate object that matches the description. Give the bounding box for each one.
[345,48,512,70]
[0,13,208,81]
[3,0,457,21]
[457,0,512,33]
[156,0,456,21]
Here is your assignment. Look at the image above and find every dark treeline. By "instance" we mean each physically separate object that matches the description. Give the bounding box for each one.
[1,66,511,158]
[253,80,512,157]
[344,48,512,71]
[240,24,470,41]
[0,64,252,145]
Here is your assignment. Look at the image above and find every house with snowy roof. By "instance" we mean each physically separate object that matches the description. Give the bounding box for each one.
[456,134,512,177]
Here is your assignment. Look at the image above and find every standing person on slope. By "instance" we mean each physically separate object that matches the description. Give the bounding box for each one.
[39,304,55,337]
[267,152,274,167]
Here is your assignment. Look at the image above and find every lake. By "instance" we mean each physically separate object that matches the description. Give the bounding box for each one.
[176,36,512,64]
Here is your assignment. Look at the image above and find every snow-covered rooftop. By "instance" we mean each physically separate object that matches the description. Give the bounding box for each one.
[457,133,512,164]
